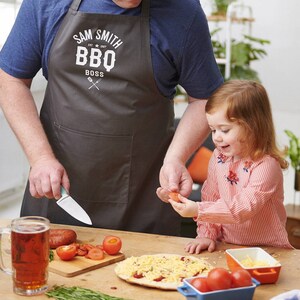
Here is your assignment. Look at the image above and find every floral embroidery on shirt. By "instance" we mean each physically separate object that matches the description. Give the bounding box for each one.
[217,153,227,164]
[243,161,253,172]
[227,170,239,185]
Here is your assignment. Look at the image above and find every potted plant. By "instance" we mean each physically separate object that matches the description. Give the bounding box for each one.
[285,129,300,191]
[211,0,234,16]
[210,29,270,82]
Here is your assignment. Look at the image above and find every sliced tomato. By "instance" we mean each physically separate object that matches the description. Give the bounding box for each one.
[56,244,77,261]
[95,244,104,250]
[85,248,104,260]
[81,244,95,251]
[168,192,181,202]
[231,269,252,288]
[133,272,144,279]
[102,236,122,255]
[190,277,211,293]
[153,276,165,282]
[70,242,80,249]
[207,268,232,291]
[76,248,88,256]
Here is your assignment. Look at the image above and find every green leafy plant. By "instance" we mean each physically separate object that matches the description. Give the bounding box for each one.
[285,130,300,171]
[211,28,270,82]
[212,0,234,16]
[46,285,130,300]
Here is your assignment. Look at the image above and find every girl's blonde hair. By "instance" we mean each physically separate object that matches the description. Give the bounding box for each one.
[206,80,288,169]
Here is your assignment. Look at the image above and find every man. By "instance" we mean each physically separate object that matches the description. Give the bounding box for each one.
[0,0,223,235]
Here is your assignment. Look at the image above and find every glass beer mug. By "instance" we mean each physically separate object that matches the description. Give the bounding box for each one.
[0,216,50,296]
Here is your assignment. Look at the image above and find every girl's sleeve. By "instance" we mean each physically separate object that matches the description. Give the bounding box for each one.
[196,221,222,241]
[195,157,283,224]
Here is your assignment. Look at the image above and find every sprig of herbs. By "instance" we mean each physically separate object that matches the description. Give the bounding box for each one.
[49,249,54,262]
[46,285,130,300]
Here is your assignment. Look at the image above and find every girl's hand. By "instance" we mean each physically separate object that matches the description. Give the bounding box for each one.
[185,237,216,254]
[168,194,198,218]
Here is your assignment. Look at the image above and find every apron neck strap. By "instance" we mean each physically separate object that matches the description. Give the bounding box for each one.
[141,0,150,18]
[70,0,81,11]
[70,0,150,17]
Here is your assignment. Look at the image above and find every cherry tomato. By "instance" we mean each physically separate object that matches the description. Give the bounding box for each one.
[231,269,252,288]
[56,244,77,261]
[102,236,122,255]
[190,277,211,293]
[85,248,104,260]
[168,192,181,202]
[207,268,232,291]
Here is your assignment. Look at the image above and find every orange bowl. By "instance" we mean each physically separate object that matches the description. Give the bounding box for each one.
[225,247,281,284]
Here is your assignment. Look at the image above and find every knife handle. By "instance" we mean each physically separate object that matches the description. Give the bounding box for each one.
[60,186,68,196]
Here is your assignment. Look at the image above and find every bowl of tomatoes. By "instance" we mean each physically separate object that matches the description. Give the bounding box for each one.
[177,267,260,300]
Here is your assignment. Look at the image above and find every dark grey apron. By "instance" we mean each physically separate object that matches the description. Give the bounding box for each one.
[21,0,180,235]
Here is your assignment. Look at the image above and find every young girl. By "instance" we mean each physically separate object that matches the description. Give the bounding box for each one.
[157,80,293,253]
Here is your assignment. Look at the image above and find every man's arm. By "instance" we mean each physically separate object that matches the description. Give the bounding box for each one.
[0,69,69,199]
[159,96,210,198]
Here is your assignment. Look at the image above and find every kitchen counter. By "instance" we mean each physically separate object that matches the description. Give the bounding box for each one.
[0,219,299,299]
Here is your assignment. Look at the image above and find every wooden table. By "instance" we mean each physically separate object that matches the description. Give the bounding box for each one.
[0,219,299,299]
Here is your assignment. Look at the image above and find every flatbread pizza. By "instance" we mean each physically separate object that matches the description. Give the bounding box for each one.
[114,254,212,290]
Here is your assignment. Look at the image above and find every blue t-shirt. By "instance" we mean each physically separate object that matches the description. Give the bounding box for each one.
[0,0,223,99]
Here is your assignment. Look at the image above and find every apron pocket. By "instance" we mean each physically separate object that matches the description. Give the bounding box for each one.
[54,122,132,204]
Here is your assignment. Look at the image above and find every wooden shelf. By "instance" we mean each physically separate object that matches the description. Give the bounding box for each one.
[215,58,226,65]
[207,15,255,23]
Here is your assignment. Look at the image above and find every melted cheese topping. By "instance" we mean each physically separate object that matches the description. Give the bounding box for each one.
[115,254,212,283]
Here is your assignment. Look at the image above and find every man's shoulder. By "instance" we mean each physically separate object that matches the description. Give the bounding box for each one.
[20,0,71,21]
[151,0,203,15]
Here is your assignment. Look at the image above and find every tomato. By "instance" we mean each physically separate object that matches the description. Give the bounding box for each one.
[81,244,95,251]
[231,269,252,288]
[85,248,104,260]
[95,244,104,250]
[190,277,211,293]
[102,236,122,255]
[207,268,232,291]
[56,244,77,261]
[168,192,181,202]
[77,248,88,256]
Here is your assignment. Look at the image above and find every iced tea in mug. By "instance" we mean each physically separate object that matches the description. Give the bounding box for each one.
[0,216,50,296]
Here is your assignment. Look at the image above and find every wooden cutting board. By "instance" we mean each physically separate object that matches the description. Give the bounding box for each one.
[49,251,125,277]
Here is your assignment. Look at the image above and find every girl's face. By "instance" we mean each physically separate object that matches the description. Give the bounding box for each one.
[206,106,243,161]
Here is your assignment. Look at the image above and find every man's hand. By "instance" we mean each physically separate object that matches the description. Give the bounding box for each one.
[158,159,193,199]
[29,156,69,200]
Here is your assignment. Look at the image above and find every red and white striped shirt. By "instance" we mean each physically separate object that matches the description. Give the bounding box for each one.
[195,149,293,249]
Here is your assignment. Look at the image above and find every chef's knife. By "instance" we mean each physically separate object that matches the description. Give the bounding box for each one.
[56,186,92,225]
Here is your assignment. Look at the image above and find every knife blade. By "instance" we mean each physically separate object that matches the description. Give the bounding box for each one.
[56,186,92,225]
